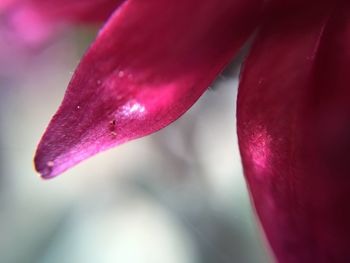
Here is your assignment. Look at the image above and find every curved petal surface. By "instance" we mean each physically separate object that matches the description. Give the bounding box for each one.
[238,2,350,262]
[35,0,262,178]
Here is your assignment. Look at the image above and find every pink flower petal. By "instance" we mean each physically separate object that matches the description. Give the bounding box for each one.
[0,0,124,48]
[238,2,350,262]
[35,0,262,178]
[7,0,123,23]
[2,4,56,47]
[0,0,15,12]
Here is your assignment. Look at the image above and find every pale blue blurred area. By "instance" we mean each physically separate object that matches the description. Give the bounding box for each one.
[0,29,272,263]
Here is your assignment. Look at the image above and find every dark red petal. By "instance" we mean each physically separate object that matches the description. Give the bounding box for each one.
[35,0,262,178]
[238,2,350,262]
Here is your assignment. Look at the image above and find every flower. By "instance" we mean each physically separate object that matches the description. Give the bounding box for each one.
[32,0,350,262]
[238,1,350,262]
[34,0,262,177]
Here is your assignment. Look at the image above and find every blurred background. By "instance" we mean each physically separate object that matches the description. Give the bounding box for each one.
[0,23,272,263]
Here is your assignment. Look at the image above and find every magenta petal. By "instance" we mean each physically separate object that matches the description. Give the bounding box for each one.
[35,0,262,178]
[0,0,15,12]
[1,0,124,48]
[238,2,350,262]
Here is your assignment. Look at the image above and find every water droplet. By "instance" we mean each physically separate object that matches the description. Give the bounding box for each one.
[76,105,81,110]
[47,161,54,167]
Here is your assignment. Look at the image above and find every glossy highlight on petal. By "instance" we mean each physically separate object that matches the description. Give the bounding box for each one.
[247,126,271,173]
[35,0,263,178]
[238,2,350,262]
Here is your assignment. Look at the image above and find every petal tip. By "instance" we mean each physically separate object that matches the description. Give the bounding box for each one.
[34,147,63,179]
[34,155,57,179]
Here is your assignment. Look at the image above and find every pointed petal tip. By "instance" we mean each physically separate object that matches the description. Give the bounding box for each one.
[34,136,77,179]
[33,0,263,177]
[34,152,60,179]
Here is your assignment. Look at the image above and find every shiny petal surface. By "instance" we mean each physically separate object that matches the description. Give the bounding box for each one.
[238,2,350,262]
[35,0,262,178]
